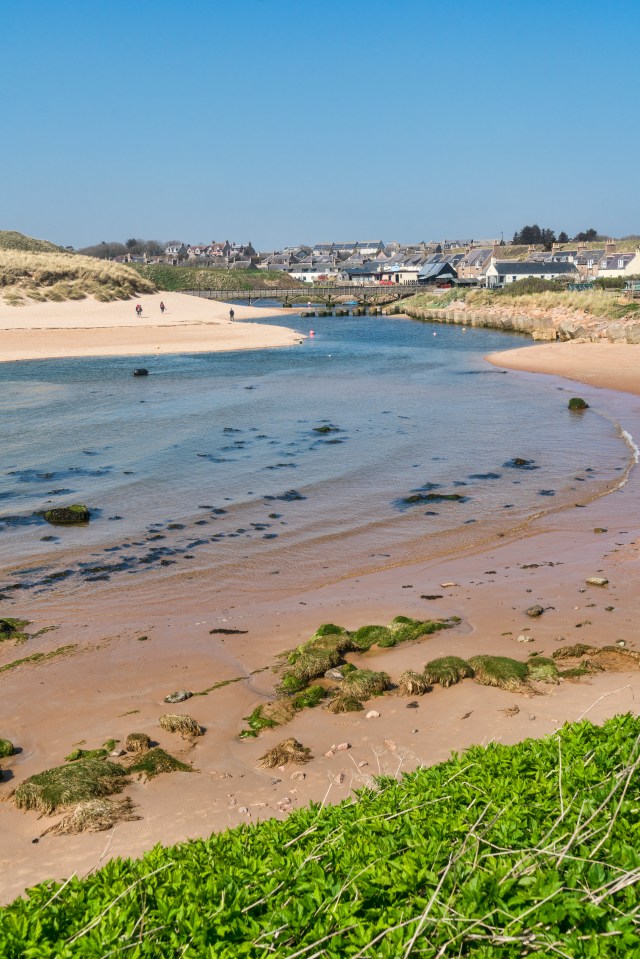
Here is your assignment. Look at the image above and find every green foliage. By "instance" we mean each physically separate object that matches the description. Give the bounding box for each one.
[291,685,327,710]
[131,263,301,292]
[65,747,108,763]
[128,748,191,779]
[423,655,474,688]
[568,397,589,410]
[0,738,15,758]
[527,655,560,684]
[14,759,128,814]
[2,715,640,956]
[495,277,565,295]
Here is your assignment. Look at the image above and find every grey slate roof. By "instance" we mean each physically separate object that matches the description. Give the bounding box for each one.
[493,261,577,275]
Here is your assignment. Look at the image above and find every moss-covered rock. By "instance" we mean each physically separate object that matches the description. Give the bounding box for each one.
[14,759,128,814]
[128,747,191,779]
[43,504,91,525]
[527,656,560,684]
[0,738,15,758]
[469,655,530,692]
[568,397,589,410]
[125,732,151,753]
[423,656,474,688]
[340,668,391,699]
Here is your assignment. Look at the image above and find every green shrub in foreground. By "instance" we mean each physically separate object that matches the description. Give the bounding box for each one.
[2,714,639,957]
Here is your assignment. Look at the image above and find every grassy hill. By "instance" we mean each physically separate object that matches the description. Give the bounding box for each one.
[0,230,64,254]
[132,263,303,293]
[1,714,638,956]
[0,249,155,305]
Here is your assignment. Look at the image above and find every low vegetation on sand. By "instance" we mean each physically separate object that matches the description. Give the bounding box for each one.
[159,713,202,739]
[43,797,141,836]
[240,616,456,737]
[2,715,638,956]
[258,737,312,768]
[13,759,128,815]
[0,617,30,643]
[127,747,192,779]
[0,230,63,254]
[131,262,302,293]
[0,247,155,305]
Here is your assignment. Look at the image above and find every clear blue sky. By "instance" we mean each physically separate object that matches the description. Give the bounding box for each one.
[2,0,638,250]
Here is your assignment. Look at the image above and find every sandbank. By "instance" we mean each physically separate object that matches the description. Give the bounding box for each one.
[0,292,302,362]
[488,340,640,396]
[1,337,640,903]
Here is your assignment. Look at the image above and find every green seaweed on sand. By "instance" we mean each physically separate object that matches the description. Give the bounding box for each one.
[128,747,192,779]
[397,670,431,696]
[553,643,597,659]
[0,644,78,673]
[0,738,15,758]
[323,694,364,713]
[340,668,391,699]
[0,618,30,643]
[468,655,530,692]
[423,656,474,688]
[527,655,560,684]
[239,706,280,738]
[14,759,128,815]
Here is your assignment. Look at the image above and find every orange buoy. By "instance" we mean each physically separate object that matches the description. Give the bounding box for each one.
[310,330,315,336]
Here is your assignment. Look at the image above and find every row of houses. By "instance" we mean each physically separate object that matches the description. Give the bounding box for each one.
[116,237,640,288]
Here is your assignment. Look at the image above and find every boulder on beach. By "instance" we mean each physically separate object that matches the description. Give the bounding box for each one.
[43,504,91,525]
[164,690,193,704]
[568,397,589,410]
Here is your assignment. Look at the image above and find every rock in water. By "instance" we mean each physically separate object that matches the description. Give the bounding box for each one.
[43,504,91,525]
[568,397,589,410]
[586,576,609,587]
[133,368,149,377]
[164,690,193,704]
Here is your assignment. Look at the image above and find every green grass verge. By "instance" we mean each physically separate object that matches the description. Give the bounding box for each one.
[2,714,639,956]
[131,263,302,293]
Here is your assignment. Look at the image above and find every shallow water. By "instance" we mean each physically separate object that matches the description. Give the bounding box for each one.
[0,314,629,597]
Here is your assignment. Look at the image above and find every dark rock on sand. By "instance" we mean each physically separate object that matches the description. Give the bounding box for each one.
[526,605,545,618]
[43,504,91,525]
[164,690,193,704]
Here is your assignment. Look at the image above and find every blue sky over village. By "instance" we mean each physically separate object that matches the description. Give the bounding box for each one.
[2,0,639,248]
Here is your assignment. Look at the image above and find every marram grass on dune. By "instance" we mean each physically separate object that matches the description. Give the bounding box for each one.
[0,249,154,304]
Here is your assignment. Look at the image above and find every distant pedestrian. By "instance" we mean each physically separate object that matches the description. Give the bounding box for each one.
[136,304,142,318]
[229,308,235,322]
[160,301,166,314]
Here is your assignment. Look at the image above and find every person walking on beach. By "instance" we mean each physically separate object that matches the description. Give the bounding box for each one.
[136,303,142,318]
[160,301,165,314]
[229,308,235,322]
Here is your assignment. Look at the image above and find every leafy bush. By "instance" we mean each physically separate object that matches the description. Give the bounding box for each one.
[2,716,639,956]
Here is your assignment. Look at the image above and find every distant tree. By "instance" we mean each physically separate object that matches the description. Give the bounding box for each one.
[574,228,599,242]
[558,231,569,244]
[512,224,555,248]
[540,228,556,251]
[126,238,139,250]
[142,240,164,257]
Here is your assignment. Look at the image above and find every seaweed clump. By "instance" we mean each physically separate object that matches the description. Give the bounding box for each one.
[0,738,15,758]
[128,748,192,779]
[468,655,530,692]
[126,732,151,753]
[14,759,128,814]
[527,656,560,684]
[423,656,474,688]
[340,668,391,700]
[397,670,431,696]
[42,504,91,525]
[0,618,29,643]
[159,714,202,739]
[43,797,141,835]
[258,738,312,768]
[324,695,364,714]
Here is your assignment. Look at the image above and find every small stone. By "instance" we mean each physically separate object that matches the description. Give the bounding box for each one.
[238,806,248,814]
[110,749,126,757]
[365,710,380,719]
[440,582,458,588]
[336,742,351,751]
[406,701,419,709]
[526,605,545,618]
[164,690,193,704]
[335,773,345,784]
[411,729,419,734]
[290,770,306,780]
[617,640,626,647]
[358,761,368,768]
[593,527,608,533]
[325,750,335,758]
[529,714,536,721]
[228,797,237,806]
[586,577,609,587]
[324,667,345,681]
[517,634,534,643]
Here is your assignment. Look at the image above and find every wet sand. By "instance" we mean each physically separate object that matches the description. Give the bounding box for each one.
[0,292,301,361]
[1,342,640,904]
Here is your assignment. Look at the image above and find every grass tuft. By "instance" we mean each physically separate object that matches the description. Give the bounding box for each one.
[258,738,312,768]
[468,655,530,692]
[43,797,141,835]
[423,656,474,688]
[125,732,151,753]
[128,747,192,779]
[158,714,202,739]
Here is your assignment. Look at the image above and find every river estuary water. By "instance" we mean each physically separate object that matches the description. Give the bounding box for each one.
[0,313,630,601]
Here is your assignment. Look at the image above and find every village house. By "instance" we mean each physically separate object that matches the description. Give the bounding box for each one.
[456,247,494,279]
[485,259,578,288]
[418,261,459,285]
[597,248,640,278]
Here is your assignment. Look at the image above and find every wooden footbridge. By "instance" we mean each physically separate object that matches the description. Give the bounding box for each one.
[184,285,420,307]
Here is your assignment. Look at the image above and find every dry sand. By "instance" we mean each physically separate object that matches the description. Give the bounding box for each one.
[488,341,640,396]
[1,338,640,904]
[0,292,302,361]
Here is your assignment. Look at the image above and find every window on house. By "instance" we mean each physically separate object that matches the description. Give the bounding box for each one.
[618,260,625,269]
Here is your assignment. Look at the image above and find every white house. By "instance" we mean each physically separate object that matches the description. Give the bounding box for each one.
[597,250,640,278]
[485,259,578,288]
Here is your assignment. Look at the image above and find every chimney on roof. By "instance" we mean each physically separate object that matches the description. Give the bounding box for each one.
[605,239,616,254]
[527,245,535,257]
[577,242,586,251]
[492,242,500,256]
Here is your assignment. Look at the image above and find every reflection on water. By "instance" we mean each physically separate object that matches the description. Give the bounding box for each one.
[0,314,629,596]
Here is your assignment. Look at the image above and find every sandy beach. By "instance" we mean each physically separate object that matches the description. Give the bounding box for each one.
[1,335,640,904]
[0,292,302,361]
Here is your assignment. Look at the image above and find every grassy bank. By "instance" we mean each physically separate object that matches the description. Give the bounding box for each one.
[131,263,303,293]
[396,284,640,322]
[0,250,155,305]
[1,714,638,956]
[0,230,64,255]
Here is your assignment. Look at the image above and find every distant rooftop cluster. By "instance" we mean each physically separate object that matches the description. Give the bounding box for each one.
[111,235,640,289]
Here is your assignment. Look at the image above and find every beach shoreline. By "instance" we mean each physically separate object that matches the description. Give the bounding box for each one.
[0,292,301,362]
[1,337,640,904]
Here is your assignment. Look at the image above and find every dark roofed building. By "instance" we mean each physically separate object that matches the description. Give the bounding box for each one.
[485,260,578,288]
